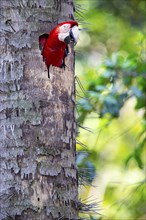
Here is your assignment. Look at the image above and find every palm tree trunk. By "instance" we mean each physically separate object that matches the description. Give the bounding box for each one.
[0,1,78,219]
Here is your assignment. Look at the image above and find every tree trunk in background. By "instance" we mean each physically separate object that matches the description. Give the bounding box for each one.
[0,1,78,219]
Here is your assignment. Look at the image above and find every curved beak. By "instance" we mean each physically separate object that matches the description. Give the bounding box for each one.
[64,36,71,45]
[64,25,79,45]
[70,25,79,45]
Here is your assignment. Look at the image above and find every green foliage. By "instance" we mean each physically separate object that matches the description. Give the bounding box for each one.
[75,0,145,219]
[77,52,145,122]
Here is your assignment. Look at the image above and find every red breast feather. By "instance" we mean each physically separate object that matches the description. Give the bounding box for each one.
[42,32,66,68]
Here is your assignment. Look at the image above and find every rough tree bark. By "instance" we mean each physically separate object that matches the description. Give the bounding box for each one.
[0,0,78,219]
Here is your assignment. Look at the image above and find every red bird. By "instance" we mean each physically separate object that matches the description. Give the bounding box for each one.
[39,21,79,77]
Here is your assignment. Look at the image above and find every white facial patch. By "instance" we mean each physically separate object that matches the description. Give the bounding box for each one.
[58,32,70,42]
[58,23,71,42]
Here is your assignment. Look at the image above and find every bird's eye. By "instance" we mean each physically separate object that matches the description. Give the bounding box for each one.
[59,24,71,33]
[63,24,70,29]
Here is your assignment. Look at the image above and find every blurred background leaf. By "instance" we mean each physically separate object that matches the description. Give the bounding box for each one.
[75,0,146,219]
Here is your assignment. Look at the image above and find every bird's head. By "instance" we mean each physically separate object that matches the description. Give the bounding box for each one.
[55,21,79,45]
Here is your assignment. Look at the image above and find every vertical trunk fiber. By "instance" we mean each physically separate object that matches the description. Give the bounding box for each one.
[0,1,78,219]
